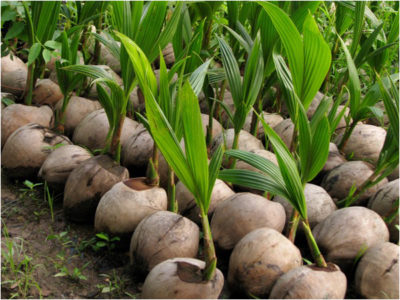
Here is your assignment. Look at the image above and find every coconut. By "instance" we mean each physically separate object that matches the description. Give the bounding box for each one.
[162,43,175,66]
[335,124,386,164]
[211,193,286,250]
[176,179,235,224]
[269,263,347,299]
[312,206,389,270]
[130,211,199,274]
[334,105,350,131]
[1,104,54,147]
[141,257,224,299]
[388,164,399,181]
[368,179,399,243]
[321,161,388,205]
[306,91,326,119]
[1,54,27,97]
[273,184,337,230]
[121,125,154,172]
[2,123,72,178]
[72,109,139,152]
[322,143,347,173]
[201,114,223,139]
[355,242,399,299]
[211,128,264,156]
[95,178,167,238]
[273,118,294,149]
[243,112,284,140]
[228,227,302,297]
[99,41,121,74]
[38,145,92,186]
[63,155,129,223]
[235,149,278,173]
[54,96,102,136]
[32,79,63,107]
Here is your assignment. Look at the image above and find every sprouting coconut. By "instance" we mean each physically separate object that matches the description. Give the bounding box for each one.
[269,263,347,299]
[94,178,167,239]
[306,91,325,119]
[228,227,302,297]
[273,118,294,149]
[388,164,399,181]
[176,179,235,224]
[141,257,224,299]
[54,96,102,136]
[368,179,399,243]
[32,79,63,107]
[211,193,286,250]
[312,206,389,270]
[355,242,399,299]
[1,104,54,147]
[130,211,199,274]
[211,129,264,157]
[121,125,154,173]
[63,155,129,223]
[322,143,347,174]
[321,161,388,205]
[335,124,386,164]
[72,109,139,152]
[201,114,223,138]
[1,54,27,97]
[87,65,123,100]
[235,149,278,172]
[273,183,337,231]
[2,123,72,178]
[38,145,92,187]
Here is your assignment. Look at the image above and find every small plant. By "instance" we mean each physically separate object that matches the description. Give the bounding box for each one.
[19,180,42,199]
[54,262,90,282]
[96,271,128,298]
[92,232,120,252]
[44,181,54,222]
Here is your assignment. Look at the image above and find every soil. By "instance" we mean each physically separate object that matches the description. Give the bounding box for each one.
[1,173,141,299]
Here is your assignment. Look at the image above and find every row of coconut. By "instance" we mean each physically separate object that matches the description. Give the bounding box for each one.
[1,52,399,298]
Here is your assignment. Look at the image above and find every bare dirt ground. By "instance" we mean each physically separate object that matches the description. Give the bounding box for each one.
[1,173,142,299]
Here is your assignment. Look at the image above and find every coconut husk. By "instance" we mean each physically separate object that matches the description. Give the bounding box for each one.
[1,54,27,97]
[32,79,63,107]
[1,104,54,147]
[63,155,129,223]
[2,123,72,178]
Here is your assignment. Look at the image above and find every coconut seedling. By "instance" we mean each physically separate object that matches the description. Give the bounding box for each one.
[22,1,61,105]
[53,31,85,133]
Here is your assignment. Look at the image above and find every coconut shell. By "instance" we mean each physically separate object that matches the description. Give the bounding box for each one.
[211,129,264,158]
[321,161,388,205]
[141,257,224,299]
[38,145,92,186]
[201,113,223,139]
[322,143,347,173]
[228,227,302,297]
[130,211,199,273]
[54,96,102,136]
[95,178,167,236]
[32,79,63,107]
[368,179,399,243]
[162,43,175,66]
[211,193,286,250]
[273,184,336,230]
[269,263,347,299]
[176,179,235,224]
[335,124,386,164]
[1,104,54,147]
[388,164,399,181]
[121,125,154,171]
[306,91,326,119]
[312,206,389,270]
[1,54,27,97]
[2,123,72,178]
[355,242,399,299]
[273,118,294,149]
[73,109,139,151]
[63,155,129,223]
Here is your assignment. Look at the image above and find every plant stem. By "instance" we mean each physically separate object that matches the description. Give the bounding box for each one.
[206,100,216,154]
[91,13,103,65]
[109,115,125,163]
[302,219,327,268]
[146,144,160,186]
[24,63,36,105]
[227,130,240,169]
[338,121,357,151]
[286,210,300,243]
[250,94,262,136]
[167,167,177,212]
[200,209,217,281]
[55,94,71,134]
